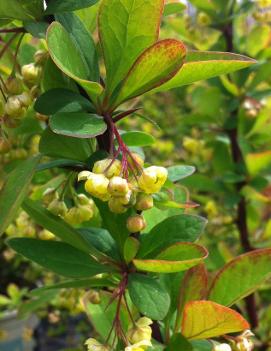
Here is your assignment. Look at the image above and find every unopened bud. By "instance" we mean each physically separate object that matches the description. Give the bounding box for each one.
[0,138,11,154]
[93,158,122,178]
[127,215,146,233]
[135,193,153,211]
[48,199,68,217]
[108,197,127,214]
[77,205,94,222]
[17,92,32,107]
[108,176,129,196]
[5,76,23,95]
[5,96,26,118]
[85,338,110,351]
[21,63,42,85]
[127,317,153,344]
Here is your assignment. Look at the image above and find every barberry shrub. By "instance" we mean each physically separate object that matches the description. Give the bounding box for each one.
[0,1,270,351]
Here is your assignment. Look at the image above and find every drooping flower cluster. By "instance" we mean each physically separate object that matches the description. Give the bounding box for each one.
[78,156,168,232]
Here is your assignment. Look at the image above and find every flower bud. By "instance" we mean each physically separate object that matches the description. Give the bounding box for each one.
[0,138,11,154]
[233,330,254,351]
[125,340,152,351]
[138,166,168,194]
[48,199,68,217]
[85,338,110,351]
[5,76,23,95]
[84,173,109,200]
[127,317,152,345]
[127,215,146,233]
[135,193,153,211]
[183,137,200,153]
[108,197,127,214]
[213,344,232,351]
[42,188,58,205]
[93,158,122,178]
[108,176,129,196]
[17,92,32,107]
[87,290,101,304]
[34,50,48,65]
[77,194,92,206]
[64,207,82,226]
[77,205,94,222]
[5,96,26,118]
[21,63,42,85]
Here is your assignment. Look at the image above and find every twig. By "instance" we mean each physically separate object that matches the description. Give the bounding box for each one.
[0,33,18,58]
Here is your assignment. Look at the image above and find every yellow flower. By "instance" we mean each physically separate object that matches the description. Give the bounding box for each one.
[125,340,152,351]
[84,173,109,200]
[138,166,168,194]
[127,317,152,344]
[93,158,122,178]
[213,344,232,351]
[108,176,129,196]
[85,338,110,351]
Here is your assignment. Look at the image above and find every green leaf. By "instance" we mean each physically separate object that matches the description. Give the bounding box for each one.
[164,3,186,16]
[138,214,207,258]
[0,156,40,235]
[78,227,120,261]
[46,22,103,100]
[94,198,132,253]
[0,0,43,20]
[155,51,256,93]
[124,237,140,263]
[246,151,271,176]
[8,238,112,278]
[181,301,249,340]
[120,131,155,147]
[165,334,192,351]
[45,0,99,14]
[39,127,92,161]
[133,243,208,273]
[22,199,92,254]
[98,0,165,93]
[113,39,186,108]
[37,159,86,172]
[84,291,130,343]
[128,273,170,320]
[56,12,99,82]
[24,21,49,38]
[49,112,107,138]
[168,165,196,182]
[34,89,94,115]
[208,249,271,306]
[19,291,58,319]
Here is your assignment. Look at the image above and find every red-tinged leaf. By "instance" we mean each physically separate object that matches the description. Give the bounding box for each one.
[112,39,186,109]
[154,51,256,93]
[182,301,250,340]
[246,151,271,176]
[98,0,165,93]
[133,243,208,273]
[175,264,208,330]
[208,249,271,306]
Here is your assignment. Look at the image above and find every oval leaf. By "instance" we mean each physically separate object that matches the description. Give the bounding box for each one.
[7,238,113,278]
[182,301,250,340]
[208,249,271,306]
[49,112,107,138]
[46,22,103,100]
[121,131,155,147]
[128,273,170,320]
[133,243,208,273]
[113,39,186,108]
[35,88,94,115]
[138,214,207,258]
[155,51,256,92]
[168,165,196,182]
[0,156,40,235]
[45,0,99,14]
[98,0,164,93]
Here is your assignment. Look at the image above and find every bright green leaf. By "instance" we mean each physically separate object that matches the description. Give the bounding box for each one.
[113,39,186,108]
[133,243,208,273]
[8,238,112,278]
[155,51,256,93]
[49,112,107,138]
[128,273,170,320]
[0,0,43,20]
[208,249,271,306]
[164,3,186,16]
[181,301,249,340]
[0,156,40,235]
[165,334,192,351]
[46,22,103,100]
[246,151,271,176]
[98,0,164,93]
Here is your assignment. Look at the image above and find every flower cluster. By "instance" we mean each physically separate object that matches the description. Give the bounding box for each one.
[43,189,95,226]
[1,50,47,128]
[213,330,254,351]
[78,156,168,233]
